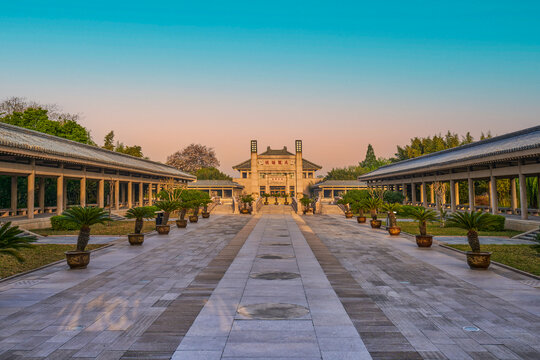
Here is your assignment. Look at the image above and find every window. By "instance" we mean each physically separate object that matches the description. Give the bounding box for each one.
[289,186,295,197]
[260,186,266,195]
[308,172,313,178]
[303,172,307,178]
[242,172,247,178]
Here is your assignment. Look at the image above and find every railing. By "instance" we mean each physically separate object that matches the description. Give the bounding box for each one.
[291,197,298,213]
[207,198,220,213]
[314,196,322,214]
[254,196,264,213]
[336,203,347,214]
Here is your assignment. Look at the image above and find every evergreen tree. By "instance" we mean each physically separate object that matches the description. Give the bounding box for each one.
[103,131,115,150]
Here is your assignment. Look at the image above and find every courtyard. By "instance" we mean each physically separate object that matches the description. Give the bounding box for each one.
[0,211,538,360]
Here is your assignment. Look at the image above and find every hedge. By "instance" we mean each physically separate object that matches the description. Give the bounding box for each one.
[50,215,79,230]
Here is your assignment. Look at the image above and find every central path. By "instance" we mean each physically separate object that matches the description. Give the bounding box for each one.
[172,213,372,359]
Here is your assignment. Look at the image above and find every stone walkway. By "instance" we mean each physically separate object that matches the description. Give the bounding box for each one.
[0,212,539,360]
[434,236,537,245]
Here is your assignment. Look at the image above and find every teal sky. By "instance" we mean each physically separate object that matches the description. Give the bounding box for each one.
[1,1,539,174]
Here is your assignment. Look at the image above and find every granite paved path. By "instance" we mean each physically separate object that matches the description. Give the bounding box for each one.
[303,214,540,360]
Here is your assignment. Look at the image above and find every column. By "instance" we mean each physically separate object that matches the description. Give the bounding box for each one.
[27,166,35,219]
[537,176,540,211]
[430,184,434,204]
[421,182,427,207]
[139,182,144,206]
[455,181,460,205]
[148,183,153,205]
[402,183,407,203]
[114,180,120,209]
[57,174,64,215]
[128,181,133,208]
[11,176,17,216]
[98,179,105,208]
[39,178,45,213]
[468,177,474,212]
[511,178,518,214]
[411,183,417,204]
[519,173,528,220]
[490,176,498,214]
[63,179,68,210]
[450,179,456,212]
[80,177,86,207]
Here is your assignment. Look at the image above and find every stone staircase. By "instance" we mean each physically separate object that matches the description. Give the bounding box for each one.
[513,227,540,242]
[108,213,126,221]
[320,204,344,215]
[211,203,235,214]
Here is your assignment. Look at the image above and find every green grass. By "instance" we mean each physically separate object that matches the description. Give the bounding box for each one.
[31,221,159,236]
[380,221,521,237]
[446,244,540,276]
[0,244,105,279]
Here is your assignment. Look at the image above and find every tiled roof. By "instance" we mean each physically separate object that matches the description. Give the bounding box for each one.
[313,180,368,188]
[359,125,540,180]
[188,180,244,188]
[259,146,294,156]
[0,122,195,179]
[232,158,322,170]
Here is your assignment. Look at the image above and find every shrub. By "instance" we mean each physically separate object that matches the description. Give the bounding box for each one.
[397,205,416,217]
[383,191,405,204]
[482,214,505,231]
[50,215,79,230]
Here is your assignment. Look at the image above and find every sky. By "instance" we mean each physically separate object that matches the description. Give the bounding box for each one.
[1,1,539,176]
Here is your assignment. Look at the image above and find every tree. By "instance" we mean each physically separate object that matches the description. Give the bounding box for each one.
[103,131,115,150]
[0,96,83,124]
[195,167,232,180]
[102,130,145,158]
[166,144,220,174]
[0,222,35,262]
[361,144,377,169]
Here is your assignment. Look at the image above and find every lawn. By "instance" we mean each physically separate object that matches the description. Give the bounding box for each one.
[381,220,521,237]
[0,244,105,279]
[31,220,158,236]
[446,244,540,276]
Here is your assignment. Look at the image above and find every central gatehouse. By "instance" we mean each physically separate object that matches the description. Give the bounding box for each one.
[232,140,322,197]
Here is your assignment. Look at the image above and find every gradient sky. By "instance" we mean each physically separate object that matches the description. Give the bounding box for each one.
[1,1,539,175]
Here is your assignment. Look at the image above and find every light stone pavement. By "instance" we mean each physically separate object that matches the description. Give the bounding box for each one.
[1,211,539,360]
[304,214,540,360]
[434,236,537,245]
[172,213,371,360]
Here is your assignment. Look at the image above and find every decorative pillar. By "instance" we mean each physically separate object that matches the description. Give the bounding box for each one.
[421,182,427,207]
[490,176,498,214]
[429,184,434,204]
[511,178,518,214]
[80,177,86,207]
[11,176,17,216]
[98,179,105,208]
[139,182,144,206]
[411,183,417,204]
[295,140,303,198]
[250,140,259,196]
[450,179,456,212]
[128,181,133,208]
[468,177,474,212]
[27,161,35,219]
[57,174,64,215]
[455,181,460,205]
[39,177,45,213]
[148,183,153,205]
[114,180,120,209]
[519,172,528,220]
[63,179,68,210]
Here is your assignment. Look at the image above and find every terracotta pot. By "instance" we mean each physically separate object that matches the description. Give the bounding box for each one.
[128,233,144,245]
[388,226,401,236]
[415,234,433,248]
[65,251,90,269]
[370,219,382,228]
[264,202,269,205]
[357,216,366,223]
[466,251,492,269]
[176,219,187,228]
[156,225,170,235]
[284,201,289,205]
[345,212,353,219]
[202,212,210,218]
[240,208,249,214]
[189,215,199,223]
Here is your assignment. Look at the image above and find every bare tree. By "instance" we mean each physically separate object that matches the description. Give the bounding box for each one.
[166,144,220,174]
[0,96,81,122]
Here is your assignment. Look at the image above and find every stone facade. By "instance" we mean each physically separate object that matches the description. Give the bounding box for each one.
[233,140,321,198]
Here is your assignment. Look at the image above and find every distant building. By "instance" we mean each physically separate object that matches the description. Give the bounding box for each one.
[312,180,368,200]
[232,140,321,197]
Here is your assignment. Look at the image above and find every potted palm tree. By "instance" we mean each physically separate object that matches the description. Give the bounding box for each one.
[356,202,367,223]
[201,193,212,218]
[337,198,353,218]
[59,206,110,269]
[0,222,35,262]
[262,193,270,205]
[447,212,497,269]
[240,194,254,214]
[300,196,312,215]
[125,206,155,245]
[407,206,438,247]
[274,193,279,205]
[382,202,402,235]
[364,197,383,228]
[283,193,290,205]
[155,200,179,234]
[176,189,196,228]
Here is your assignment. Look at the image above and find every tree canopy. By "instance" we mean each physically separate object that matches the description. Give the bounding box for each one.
[194,167,232,180]
[102,130,144,158]
[325,144,391,180]
[166,144,220,174]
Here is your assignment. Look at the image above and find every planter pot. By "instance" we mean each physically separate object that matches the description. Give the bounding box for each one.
[176,219,187,228]
[370,220,382,228]
[128,233,145,245]
[240,208,249,214]
[415,235,433,248]
[202,212,210,219]
[388,226,401,236]
[264,202,269,205]
[284,202,289,205]
[65,251,90,269]
[357,216,366,223]
[156,225,170,235]
[466,251,492,269]
[274,202,279,205]
[189,215,199,223]
[345,212,353,219]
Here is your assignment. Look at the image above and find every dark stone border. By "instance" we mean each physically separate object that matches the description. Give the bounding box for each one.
[294,216,423,360]
[120,216,259,360]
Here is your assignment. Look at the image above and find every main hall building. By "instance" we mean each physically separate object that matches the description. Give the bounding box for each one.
[232,140,321,197]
